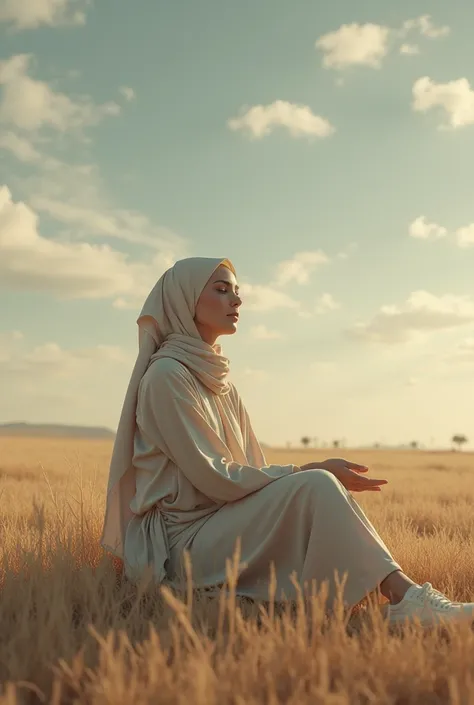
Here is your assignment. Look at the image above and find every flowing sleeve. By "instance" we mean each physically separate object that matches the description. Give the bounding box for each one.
[136,361,296,502]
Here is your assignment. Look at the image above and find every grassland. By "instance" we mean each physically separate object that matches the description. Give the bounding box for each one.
[0,437,473,704]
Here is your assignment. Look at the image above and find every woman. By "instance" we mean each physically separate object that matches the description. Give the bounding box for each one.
[101,256,474,626]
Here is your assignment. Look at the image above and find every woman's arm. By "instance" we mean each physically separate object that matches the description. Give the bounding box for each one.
[136,362,297,503]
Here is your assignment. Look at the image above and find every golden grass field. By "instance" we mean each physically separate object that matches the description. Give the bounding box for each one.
[1,437,474,704]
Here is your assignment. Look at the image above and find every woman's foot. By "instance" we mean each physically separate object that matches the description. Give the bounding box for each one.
[386,582,474,627]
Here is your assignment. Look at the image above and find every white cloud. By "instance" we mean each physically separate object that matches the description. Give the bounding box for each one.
[238,283,300,312]
[272,250,329,286]
[316,15,449,71]
[347,291,474,344]
[228,100,335,139]
[0,185,178,303]
[249,325,284,341]
[409,216,447,239]
[0,54,120,133]
[412,76,474,129]
[30,194,180,250]
[0,130,41,161]
[0,0,87,30]
[456,224,474,248]
[4,342,130,376]
[402,15,450,40]
[316,23,391,69]
[400,44,420,56]
[119,86,135,102]
[314,293,340,314]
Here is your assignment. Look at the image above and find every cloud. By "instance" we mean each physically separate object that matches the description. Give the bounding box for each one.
[347,291,474,344]
[0,130,41,161]
[271,250,329,286]
[409,216,447,239]
[228,100,335,139]
[412,76,474,129]
[402,15,450,39]
[316,15,449,71]
[316,23,391,70]
[249,325,284,341]
[0,185,178,302]
[0,54,120,133]
[119,86,136,102]
[314,293,340,314]
[3,342,130,376]
[238,283,300,312]
[456,224,474,248]
[30,194,181,250]
[400,44,420,56]
[0,0,88,30]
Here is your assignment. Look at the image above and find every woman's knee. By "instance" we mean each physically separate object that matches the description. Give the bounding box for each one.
[293,468,344,493]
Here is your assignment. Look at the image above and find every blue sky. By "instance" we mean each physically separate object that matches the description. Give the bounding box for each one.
[1,0,473,449]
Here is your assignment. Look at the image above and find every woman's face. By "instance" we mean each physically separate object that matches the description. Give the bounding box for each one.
[194,264,242,345]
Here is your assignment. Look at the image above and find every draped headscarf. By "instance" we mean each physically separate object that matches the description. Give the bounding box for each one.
[100,256,237,559]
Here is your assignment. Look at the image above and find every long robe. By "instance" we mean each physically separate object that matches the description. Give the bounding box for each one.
[124,357,400,607]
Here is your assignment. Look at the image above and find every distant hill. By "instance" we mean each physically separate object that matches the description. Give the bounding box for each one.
[0,423,116,439]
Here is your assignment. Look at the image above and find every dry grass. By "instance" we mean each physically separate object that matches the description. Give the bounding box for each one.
[0,438,474,704]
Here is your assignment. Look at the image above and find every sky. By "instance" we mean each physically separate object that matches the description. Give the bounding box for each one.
[1,0,473,450]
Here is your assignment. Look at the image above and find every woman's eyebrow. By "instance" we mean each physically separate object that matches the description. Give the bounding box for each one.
[213,279,239,290]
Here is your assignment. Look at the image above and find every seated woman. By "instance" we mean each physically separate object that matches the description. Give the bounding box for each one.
[101,256,474,627]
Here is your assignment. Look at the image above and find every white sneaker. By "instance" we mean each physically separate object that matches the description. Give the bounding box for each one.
[387,582,474,627]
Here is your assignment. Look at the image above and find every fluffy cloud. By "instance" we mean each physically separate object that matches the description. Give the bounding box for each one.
[314,293,340,314]
[400,44,420,56]
[0,130,41,161]
[347,291,474,344]
[0,54,120,133]
[402,15,450,39]
[30,194,180,249]
[119,86,136,102]
[238,283,300,312]
[316,23,391,70]
[228,100,335,139]
[249,325,284,341]
[272,250,329,286]
[409,216,447,239]
[316,15,449,71]
[0,338,131,377]
[456,224,474,248]
[0,185,176,302]
[412,76,474,129]
[0,0,87,29]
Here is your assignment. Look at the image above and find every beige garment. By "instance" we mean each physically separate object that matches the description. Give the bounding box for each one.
[100,256,238,560]
[124,355,297,583]
[124,356,401,608]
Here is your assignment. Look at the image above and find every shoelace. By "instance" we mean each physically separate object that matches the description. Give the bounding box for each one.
[419,582,453,610]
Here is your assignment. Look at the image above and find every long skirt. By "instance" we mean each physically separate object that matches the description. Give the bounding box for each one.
[166,469,401,609]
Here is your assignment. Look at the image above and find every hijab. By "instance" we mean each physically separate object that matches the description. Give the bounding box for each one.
[100,256,237,559]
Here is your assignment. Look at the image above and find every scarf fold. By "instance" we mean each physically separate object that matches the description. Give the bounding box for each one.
[150,333,231,396]
[101,256,236,559]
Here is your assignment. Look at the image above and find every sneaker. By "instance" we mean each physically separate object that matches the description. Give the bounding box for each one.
[387,582,474,627]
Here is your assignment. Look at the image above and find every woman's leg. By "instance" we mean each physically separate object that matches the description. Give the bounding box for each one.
[168,469,403,609]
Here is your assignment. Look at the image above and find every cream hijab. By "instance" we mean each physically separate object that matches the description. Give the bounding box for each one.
[100,256,237,559]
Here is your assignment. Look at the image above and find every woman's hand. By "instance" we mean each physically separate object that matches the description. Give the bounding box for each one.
[300,458,388,492]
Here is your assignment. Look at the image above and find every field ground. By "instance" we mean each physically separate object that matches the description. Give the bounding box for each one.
[1,437,473,704]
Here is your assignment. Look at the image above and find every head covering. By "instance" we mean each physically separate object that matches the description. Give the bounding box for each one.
[101,256,237,559]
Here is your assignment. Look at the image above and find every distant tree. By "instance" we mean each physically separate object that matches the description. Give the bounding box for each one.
[333,440,340,449]
[410,441,418,449]
[301,436,311,448]
[452,434,468,451]
[312,436,319,447]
